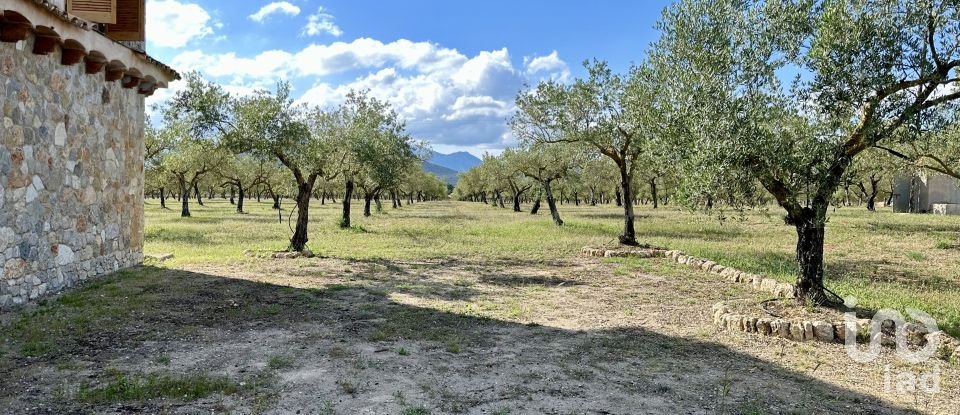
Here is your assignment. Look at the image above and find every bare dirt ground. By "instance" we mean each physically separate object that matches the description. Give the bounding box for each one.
[1,255,957,414]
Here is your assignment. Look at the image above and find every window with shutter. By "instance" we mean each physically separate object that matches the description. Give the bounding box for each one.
[105,0,145,42]
[66,0,117,24]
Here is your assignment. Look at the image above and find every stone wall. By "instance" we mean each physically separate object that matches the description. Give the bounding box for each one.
[1,36,145,307]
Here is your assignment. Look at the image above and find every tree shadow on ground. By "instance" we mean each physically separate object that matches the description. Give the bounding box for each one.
[0,265,924,414]
[307,257,585,302]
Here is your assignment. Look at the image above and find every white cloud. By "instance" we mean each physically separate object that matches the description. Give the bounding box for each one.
[171,50,295,84]
[162,38,568,149]
[302,7,342,37]
[146,0,215,48]
[249,1,301,22]
[444,96,512,121]
[292,38,465,77]
[524,50,570,82]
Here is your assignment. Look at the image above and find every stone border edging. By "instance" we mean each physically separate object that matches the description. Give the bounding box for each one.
[582,246,960,362]
[581,246,794,298]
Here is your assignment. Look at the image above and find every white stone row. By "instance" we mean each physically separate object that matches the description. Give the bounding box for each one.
[712,300,960,362]
[581,246,960,362]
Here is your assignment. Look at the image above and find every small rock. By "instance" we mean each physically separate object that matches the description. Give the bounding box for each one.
[813,321,834,342]
[834,323,847,342]
[803,321,814,341]
[756,319,772,336]
[790,322,805,341]
[775,283,794,298]
[55,245,74,266]
[904,323,929,346]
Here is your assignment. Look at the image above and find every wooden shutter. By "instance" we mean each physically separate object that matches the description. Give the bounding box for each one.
[67,0,117,24]
[106,0,145,42]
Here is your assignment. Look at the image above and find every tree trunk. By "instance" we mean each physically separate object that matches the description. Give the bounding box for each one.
[341,179,354,228]
[790,207,827,302]
[512,192,522,212]
[543,180,563,226]
[289,180,314,252]
[531,197,541,215]
[159,187,166,209]
[909,178,918,213]
[181,187,191,217]
[237,186,245,213]
[619,169,638,245]
[229,187,235,205]
[272,194,281,210]
[497,192,505,209]
[363,193,373,217]
[194,182,204,206]
[649,178,658,209]
[391,191,398,209]
[866,178,880,212]
[615,189,623,207]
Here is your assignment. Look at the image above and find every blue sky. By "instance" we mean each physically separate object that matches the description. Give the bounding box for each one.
[145,0,673,156]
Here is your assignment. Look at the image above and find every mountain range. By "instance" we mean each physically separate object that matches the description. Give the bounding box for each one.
[421,151,482,186]
[427,151,482,172]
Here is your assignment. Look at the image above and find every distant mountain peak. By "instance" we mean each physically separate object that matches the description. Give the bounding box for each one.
[428,150,481,172]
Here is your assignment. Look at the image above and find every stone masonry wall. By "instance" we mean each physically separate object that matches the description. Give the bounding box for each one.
[0,36,145,307]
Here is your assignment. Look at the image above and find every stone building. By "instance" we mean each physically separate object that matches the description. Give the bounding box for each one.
[892,174,960,215]
[1,0,177,307]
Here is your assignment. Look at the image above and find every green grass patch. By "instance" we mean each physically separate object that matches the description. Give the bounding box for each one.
[75,371,241,404]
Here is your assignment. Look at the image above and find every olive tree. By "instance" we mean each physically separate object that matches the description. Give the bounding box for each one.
[510,143,579,226]
[170,73,340,252]
[162,125,224,217]
[653,0,960,302]
[338,91,409,227]
[217,154,269,214]
[514,61,666,245]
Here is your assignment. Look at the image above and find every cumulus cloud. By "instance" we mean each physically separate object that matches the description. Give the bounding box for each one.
[249,1,301,22]
[302,7,343,37]
[524,50,570,82]
[146,0,215,48]
[164,37,569,149]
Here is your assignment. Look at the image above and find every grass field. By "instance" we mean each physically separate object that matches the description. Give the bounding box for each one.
[0,198,957,414]
[146,198,960,337]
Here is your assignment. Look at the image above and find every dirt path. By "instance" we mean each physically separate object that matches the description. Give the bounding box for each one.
[0,255,956,414]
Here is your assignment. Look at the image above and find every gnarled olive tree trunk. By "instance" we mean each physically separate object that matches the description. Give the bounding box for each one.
[341,178,354,228]
[289,178,316,252]
[787,206,827,302]
[236,186,245,214]
[542,180,563,226]
[618,168,638,245]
